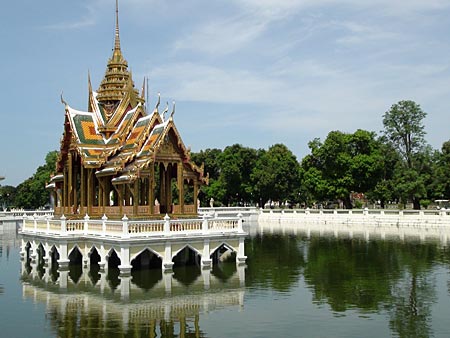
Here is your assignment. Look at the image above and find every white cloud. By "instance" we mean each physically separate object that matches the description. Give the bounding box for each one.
[149,62,286,104]
[173,15,268,55]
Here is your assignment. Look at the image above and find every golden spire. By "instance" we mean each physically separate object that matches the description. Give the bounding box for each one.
[112,0,122,62]
[96,0,138,107]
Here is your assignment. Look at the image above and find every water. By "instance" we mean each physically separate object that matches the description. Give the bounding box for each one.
[1,221,450,337]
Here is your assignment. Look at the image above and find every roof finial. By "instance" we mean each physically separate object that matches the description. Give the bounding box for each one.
[114,0,121,51]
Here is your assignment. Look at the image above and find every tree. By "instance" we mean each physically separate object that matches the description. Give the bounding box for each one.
[191,148,223,206]
[301,130,384,208]
[251,144,301,207]
[382,100,427,169]
[0,185,16,210]
[429,141,450,201]
[217,144,258,206]
[14,151,58,209]
[365,138,400,208]
[190,148,222,181]
[382,100,429,209]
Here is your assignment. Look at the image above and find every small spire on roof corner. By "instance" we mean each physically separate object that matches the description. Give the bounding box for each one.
[170,101,176,119]
[161,101,169,121]
[60,91,68,108]
[154,92,161,112]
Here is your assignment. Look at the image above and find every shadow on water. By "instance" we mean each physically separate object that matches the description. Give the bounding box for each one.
[211,261,237,282]
[131,268,162,291]
[173,265,201,287]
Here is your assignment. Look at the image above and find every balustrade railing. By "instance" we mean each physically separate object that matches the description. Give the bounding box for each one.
[21,213,244,239]
[260,208,449,217]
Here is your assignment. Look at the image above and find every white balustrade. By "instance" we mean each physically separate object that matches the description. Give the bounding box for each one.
[259,208,450,230]
[20,213,244,240]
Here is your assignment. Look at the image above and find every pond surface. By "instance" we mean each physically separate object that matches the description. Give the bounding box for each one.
[1,221,450,337]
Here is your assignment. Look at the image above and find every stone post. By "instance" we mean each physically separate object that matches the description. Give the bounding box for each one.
[201,239,212,269]
[122,214,130,239]
[33,213,37,233]
[102,214,108,237]
[61,214,67,235]
[236,237,247,266]
[164,214,171,235]
[202,213,210,234]
[99,244,107,272]
[84,214,89,235]
[57,242,70,270]
[237,213,244,233]
[162,242,174,272]
[118,246,133,276]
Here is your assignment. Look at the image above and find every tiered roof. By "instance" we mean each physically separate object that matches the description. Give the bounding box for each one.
[54,0,206,186]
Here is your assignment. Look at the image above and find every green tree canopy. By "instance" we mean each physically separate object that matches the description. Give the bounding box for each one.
[14,151,58,209]
[251,143,301,207]
[382,100,430,209]
[301,130,385,208]
[382,100,427,169]
[217,144,258,206]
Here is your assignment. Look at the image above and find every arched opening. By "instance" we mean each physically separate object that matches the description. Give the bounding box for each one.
[211,244,236,264]
[210,244,236,282]
[23,242,32,274]
[49,246,60,282]
[36,243,45,264]
[172,246,201,286]
[131,249,162,291]
[131,249,162,270]
[88,247,101,285]
[24,242,31,261]
[68,246,83,284]
[36,243,46,278]
[69,246,83,265]
[107,250,121,290]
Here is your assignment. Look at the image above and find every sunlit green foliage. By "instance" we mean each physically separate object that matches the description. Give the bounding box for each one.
[13,151,58,209]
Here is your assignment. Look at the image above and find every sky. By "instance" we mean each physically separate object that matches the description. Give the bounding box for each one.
[1,0,450,187]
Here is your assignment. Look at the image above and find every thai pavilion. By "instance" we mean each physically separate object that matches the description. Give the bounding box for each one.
[48,2,208,219]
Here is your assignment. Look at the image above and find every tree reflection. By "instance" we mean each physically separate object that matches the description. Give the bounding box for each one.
[304,238,402,312]
[386,243,437,338]
[303,236,438,337]
[245,233,305,291]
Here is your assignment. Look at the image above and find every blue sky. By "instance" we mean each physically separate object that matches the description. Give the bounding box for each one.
[1,0,450,186]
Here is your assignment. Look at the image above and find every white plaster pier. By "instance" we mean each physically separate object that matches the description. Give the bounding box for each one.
[19,213,247,276]
[259,208,450,244]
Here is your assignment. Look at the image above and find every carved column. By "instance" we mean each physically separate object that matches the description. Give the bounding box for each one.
[80,166,85,215]
[150,164,155,215]
[177,162,184,214]
[68,152,73,214]
[133,180,139,216]
[193,181,198,211]
[160,163,166,212]
[87,169,93,216]
[166,164,172,213]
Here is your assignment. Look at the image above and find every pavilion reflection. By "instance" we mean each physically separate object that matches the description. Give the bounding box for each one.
[21,260,245,337]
